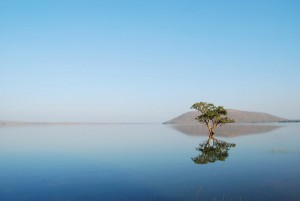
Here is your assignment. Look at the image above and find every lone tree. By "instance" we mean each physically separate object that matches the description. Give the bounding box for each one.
[191,102,235,138]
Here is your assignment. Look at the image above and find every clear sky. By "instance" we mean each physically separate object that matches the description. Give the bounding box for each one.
[1,0,299,122]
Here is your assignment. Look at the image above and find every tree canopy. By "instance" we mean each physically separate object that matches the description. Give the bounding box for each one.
[191,102,235,137]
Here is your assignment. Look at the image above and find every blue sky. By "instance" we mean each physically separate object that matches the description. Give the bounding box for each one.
[1,0,299,122]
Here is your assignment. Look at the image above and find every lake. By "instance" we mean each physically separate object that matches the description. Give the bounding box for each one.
[0,123,300,201]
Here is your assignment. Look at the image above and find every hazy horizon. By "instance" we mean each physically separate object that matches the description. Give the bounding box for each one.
[1,1,300,122]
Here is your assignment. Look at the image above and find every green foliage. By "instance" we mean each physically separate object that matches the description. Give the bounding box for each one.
[191,102,236,164]
[191,102,235,129]
[192,139,236,165]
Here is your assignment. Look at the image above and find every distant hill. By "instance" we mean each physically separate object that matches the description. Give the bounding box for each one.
[164,109,287,124]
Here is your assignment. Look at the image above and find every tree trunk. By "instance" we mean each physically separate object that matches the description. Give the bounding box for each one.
[206,124,215,138]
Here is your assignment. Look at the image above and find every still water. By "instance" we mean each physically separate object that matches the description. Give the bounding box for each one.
[0,123,299,201]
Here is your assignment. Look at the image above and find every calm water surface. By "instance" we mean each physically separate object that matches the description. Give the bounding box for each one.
[0,124,300,201]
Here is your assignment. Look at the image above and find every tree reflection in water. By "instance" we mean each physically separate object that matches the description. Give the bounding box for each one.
[192,137,236,165]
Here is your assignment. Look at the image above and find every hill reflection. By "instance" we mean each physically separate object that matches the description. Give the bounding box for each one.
[170,124,282,137]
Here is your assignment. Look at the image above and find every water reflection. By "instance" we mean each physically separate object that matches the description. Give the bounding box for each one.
[171,124,282,137]
[192,137,236,165]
